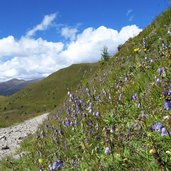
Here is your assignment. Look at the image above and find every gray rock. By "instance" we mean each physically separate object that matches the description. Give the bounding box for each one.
[0,113,49,160]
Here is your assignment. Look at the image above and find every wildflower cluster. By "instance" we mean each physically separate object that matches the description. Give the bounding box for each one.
[25,28,171,170]
[3,8,171,171]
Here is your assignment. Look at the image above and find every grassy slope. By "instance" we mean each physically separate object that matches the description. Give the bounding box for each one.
[0,63,97,127]
[1,8,171,170]
[0,79,41,96]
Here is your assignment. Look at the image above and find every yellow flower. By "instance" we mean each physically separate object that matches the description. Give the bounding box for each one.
[38,158,43,164]
[166,151,171,155]
[134,48,140,52]
[150,82,155,86]
[147,132,152,137]
[137,63,142,67]
[144,48,147,52]
[149,149,156,154]
[114,153,120,159]
[123,158,128,162]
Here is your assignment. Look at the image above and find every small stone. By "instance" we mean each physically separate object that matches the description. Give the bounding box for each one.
[0,135,6,141]
[2,145,10,150]
[18,137,23,140]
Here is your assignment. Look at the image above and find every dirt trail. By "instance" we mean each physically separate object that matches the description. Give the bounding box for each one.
[0,113,49,160]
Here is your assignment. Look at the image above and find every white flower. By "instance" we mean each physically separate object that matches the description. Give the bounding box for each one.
[104,147,110,154]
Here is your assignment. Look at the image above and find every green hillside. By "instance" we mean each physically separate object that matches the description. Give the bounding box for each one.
[0,63,97,127]
[1,8,171,170]
[0,78,41,96]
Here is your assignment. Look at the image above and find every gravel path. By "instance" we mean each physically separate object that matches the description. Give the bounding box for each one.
[0,113,49,160]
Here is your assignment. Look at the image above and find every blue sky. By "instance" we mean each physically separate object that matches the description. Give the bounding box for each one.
[0,0,170,81]
[0,0,169,40]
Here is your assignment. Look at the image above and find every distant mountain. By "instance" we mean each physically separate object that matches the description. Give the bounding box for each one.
[0,63,97,127]
[0,78,41,96]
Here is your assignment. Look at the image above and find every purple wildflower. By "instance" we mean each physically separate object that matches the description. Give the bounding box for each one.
[143,114,149,118]
[95,111,100,118]
[54,129,58,135]
[118,93,122,101]
[163,90,169,97]
[163,90,171,97]
[160,127,169,136]
[151,122,171,137]
[164,100,171,110]
[157,67,164,76]
[168,90,171,96]
[66,109,71,115]
[104,147,110,154]
[85,87,90,97]
[52,160,63,170]
[58,130,63,135]
[88,130,93,135]
[95,123,99,130]
[41,130,45,138]
[48,164,53,170]
[104,138,110,143]
[45,125,49,131]
[53,137,60,143]
[96,136,101,141]
[102,89,107,96]
[151,122,163,132]
[110,126,115,133]
[162,43,167,49]
[132,93,138,101]
[84,138,88,143]
[137,103,141,108]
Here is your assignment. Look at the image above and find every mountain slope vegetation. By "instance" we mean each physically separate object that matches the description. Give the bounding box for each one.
[0,63,97,127]
[1,8,171,170]
[0,78,40,96]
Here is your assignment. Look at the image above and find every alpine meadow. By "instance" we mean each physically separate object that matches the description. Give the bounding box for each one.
[0,6,171,171]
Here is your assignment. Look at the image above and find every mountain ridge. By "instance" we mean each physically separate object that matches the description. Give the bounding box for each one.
[0,63,98,127]
[0,78,42,96]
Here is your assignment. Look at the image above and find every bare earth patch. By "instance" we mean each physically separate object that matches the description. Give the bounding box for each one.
[0,113,49,160]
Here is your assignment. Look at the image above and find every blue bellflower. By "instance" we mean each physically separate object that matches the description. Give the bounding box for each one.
[164,100,171,110]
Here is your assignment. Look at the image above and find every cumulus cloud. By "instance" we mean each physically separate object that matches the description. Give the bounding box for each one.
[0,21,142,82]
[61,27,78,41]
[26,13,57,37]
[0,36,64,81]
[61,25,142,63]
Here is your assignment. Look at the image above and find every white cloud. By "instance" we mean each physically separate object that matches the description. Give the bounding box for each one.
[0,36,64,81]
[129,16,134,22]
[61,27,78,41]
[61,25,142,63]
[126,9,133,16]
[126,9,134,22]
[26,13,57,37]
[0,22,142,82]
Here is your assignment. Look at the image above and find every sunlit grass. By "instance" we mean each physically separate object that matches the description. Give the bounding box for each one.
[0,63,97,127]
[0,7,171,171]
